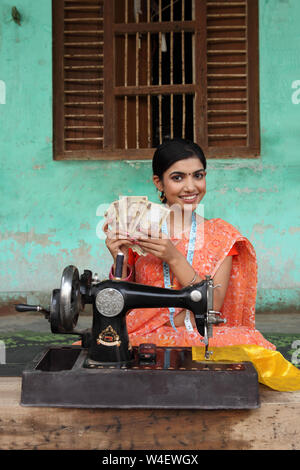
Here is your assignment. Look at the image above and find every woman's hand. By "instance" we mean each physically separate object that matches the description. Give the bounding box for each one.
[103,222,132,264]
[135,232,202,288]
[136,236,182,265]
[164,309,196,328]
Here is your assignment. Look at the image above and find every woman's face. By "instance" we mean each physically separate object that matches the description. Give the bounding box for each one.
[153,157,206,211]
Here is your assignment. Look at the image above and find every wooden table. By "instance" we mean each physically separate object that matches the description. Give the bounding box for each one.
[0,377,299,450]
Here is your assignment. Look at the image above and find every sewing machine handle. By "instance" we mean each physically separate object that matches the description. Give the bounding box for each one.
[15,304,46,313]
[114,252,124,279]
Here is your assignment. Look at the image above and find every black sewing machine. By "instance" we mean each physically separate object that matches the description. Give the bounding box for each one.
[15,254,259,409]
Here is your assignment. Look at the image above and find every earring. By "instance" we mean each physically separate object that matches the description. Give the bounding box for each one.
[159,191,165,202]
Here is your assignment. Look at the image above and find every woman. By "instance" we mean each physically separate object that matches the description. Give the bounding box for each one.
[105,138,275,350]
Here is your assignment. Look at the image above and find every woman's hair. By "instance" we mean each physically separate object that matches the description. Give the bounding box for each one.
[152,137,206,180]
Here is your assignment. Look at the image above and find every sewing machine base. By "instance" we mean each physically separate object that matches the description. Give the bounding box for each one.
[20,346,260,409]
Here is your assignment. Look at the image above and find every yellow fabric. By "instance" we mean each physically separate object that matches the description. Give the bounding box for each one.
[192,344,300,392]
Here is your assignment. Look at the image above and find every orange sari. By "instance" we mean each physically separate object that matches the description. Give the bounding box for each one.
[127,217,275,350]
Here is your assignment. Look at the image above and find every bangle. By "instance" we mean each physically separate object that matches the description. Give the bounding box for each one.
[189,271,198,286]
[109,264,133,282]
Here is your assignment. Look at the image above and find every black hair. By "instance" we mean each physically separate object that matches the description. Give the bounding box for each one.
[152,137,206,180]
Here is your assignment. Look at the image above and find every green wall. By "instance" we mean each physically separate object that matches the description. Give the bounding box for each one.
[0,0,299,312]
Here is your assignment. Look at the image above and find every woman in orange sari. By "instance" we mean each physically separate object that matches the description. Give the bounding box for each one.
[105,138,275,351]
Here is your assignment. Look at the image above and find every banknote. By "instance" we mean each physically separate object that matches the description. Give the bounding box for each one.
[120,196,148,234]
[104,196,170,255]
[135,202,170,238]
[104,200,120,233]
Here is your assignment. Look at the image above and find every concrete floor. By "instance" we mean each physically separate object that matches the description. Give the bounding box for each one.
[0,311,299,334]
[0,312,91,333]
[254,312,300,334]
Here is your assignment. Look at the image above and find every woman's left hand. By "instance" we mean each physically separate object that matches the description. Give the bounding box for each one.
[136,236,182,265]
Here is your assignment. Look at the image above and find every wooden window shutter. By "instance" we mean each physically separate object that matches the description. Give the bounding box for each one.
[53,0,260,160]
[202,0,260,158]
[53,0,105,159]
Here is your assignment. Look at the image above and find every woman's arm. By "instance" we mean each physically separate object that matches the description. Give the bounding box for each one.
[170,253,232,311]
[212,255,232,311]
[167,256,232,328]
[103,221,134,279]
[136,237,202,286]
[137,237,233,328]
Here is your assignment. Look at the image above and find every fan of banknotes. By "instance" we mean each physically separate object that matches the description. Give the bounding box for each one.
[104,196,170,255]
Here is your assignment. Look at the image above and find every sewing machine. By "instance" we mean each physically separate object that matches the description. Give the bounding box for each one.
[15,254,259,409]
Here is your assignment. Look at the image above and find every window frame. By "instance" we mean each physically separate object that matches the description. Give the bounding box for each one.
[53,0,260,161]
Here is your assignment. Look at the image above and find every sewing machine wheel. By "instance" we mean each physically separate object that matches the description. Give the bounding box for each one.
[59,265,82,332]
[49,288,61,333]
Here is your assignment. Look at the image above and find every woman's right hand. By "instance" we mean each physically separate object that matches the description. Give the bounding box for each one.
[103,222,132,264]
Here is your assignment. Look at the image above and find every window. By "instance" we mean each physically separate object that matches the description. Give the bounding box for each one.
[53,0,260,160]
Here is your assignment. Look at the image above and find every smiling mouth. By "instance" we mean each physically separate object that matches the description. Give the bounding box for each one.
[179,194,199,202]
